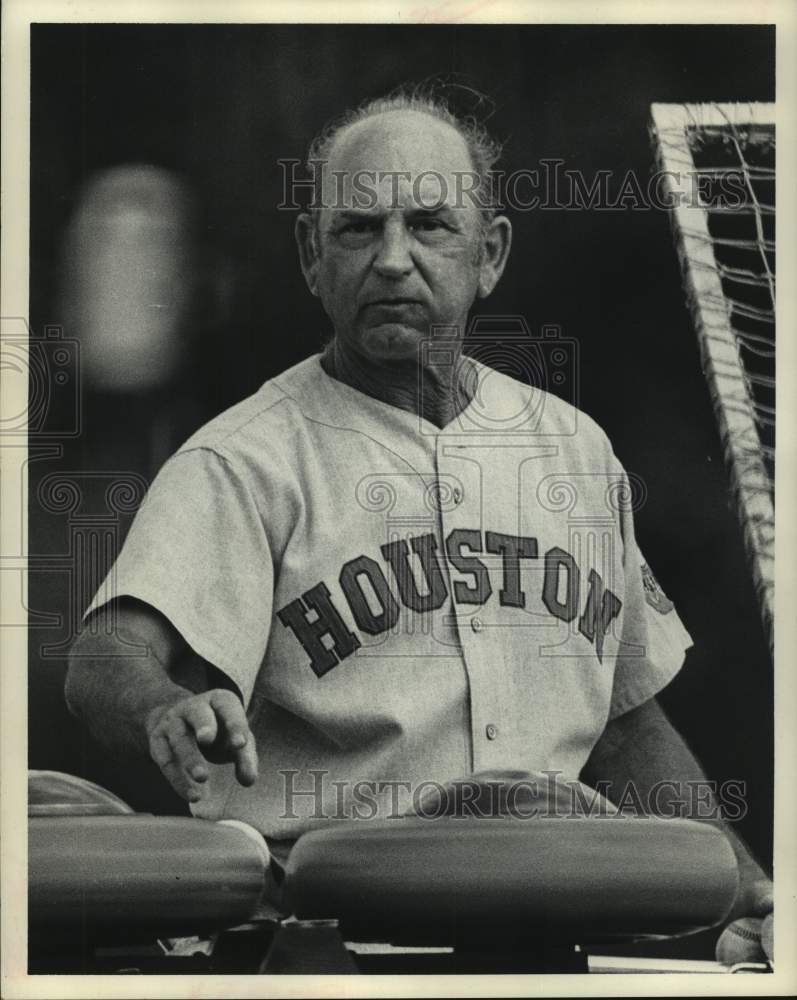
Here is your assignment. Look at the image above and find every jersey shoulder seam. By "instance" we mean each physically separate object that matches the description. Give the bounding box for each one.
[176,391,295,458]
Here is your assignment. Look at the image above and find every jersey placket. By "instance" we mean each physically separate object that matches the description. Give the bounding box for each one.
[435,433,509,773]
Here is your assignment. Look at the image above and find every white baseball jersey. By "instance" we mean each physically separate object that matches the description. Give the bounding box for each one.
[86,353,692,841]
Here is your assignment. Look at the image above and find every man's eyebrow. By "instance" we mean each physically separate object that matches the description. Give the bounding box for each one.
[407,205,456,216]
[406,205,463,227]
[331,208,384,221]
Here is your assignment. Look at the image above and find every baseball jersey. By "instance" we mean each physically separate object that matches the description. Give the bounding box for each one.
[85,352,692,840]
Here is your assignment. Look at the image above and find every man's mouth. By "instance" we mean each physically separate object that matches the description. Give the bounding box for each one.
[365,298,422,307]
[360,299,427,332]
[362,300,426,325]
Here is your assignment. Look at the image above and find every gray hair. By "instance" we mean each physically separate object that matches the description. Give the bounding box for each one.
[305,83,503,224]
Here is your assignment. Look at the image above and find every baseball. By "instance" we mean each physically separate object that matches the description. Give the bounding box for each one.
[715,916,767,966]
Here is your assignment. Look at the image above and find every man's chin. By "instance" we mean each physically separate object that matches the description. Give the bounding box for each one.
[360,323,426,362]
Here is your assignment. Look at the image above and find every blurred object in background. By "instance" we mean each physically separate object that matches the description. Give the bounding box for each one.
[58,165,226,473]
[62,165,197,393]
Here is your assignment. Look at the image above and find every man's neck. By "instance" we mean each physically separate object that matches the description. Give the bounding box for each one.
[321,338,474,429]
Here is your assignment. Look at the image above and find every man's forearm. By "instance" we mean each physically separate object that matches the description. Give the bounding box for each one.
[66,603,258,803]
[65,630,190,755]
[581,697,770,898]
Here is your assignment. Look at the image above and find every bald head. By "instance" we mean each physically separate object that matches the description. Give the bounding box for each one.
[317,109,484,225]
[307,88,502,218]
[326,109,476,180]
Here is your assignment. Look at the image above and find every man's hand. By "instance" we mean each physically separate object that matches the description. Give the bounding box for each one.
[734,875,773,921]
[145,689,258,803]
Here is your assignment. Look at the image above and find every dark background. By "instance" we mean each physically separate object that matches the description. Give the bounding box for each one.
[29,23,774,956]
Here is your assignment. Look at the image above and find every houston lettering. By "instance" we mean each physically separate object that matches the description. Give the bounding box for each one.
[276,529,622,677]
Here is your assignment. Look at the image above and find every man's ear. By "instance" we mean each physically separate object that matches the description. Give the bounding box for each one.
[477,214,512,299]
[295,212,321,297]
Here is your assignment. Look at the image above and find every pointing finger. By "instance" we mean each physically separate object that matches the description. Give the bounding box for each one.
[209,689,251,751]
[234,736,259,787]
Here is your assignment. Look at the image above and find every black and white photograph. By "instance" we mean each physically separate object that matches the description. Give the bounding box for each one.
[2,1,795,995]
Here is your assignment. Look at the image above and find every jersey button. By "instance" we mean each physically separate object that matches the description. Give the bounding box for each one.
[452,487,463,504]
[471,617,483,633]
[485,723,498,740]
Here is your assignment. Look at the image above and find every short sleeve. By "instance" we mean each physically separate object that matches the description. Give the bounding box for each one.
[84,447,273,707]
[608,466,693,721]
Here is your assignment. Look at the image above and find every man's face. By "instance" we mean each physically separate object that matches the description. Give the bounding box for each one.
[297,110,508,364]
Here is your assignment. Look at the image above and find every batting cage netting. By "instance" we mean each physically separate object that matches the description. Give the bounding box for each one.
[650,102,775,655]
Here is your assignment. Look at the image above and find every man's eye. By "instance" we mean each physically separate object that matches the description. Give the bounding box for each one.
[340,220,378,234]
[410,217,447,232]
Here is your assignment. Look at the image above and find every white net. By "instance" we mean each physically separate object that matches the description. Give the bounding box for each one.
[650,103,775,654]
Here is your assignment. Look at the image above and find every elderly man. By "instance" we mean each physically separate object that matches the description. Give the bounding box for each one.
[65,91,771,956]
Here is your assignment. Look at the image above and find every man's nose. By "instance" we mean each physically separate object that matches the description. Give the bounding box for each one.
[373,219,414,278]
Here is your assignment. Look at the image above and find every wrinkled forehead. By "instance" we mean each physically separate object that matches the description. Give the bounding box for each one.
[319,109,479,214]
